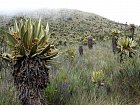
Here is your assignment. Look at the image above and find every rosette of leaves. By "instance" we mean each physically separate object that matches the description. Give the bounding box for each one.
[82,37,88,45]
[117,36,137,62]
[111,29,120,36]
[1,18,58,105]
[92,70,105,85]
[65,48,76,63]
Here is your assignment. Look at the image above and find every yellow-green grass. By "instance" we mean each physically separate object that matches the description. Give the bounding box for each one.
[1,40,140,105]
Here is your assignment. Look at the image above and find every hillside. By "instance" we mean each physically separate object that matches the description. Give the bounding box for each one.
[1,9,140,105]
[0,9,140,44]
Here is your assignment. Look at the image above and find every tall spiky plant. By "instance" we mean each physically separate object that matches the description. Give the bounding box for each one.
[117,36,137,62]
[130,24,135,40]
[1,18,58,105]
[87,35,93,49]
[111,30,120,54]
[78,45,83,56]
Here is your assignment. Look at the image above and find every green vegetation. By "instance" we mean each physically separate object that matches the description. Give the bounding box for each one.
[117,36,137,62]
[1,9,140,105]
[1,18,58,105]
[1,40,140,104]
[1,9,140,45]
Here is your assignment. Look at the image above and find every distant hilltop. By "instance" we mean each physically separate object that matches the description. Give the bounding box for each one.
[0,8,140,41]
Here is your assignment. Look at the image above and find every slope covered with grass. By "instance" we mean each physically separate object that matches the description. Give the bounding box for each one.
[1,40,140,105]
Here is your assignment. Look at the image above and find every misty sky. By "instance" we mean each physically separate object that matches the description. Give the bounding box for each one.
[0,0,140,25]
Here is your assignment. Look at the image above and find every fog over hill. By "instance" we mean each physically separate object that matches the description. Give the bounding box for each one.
[0,8,140,42]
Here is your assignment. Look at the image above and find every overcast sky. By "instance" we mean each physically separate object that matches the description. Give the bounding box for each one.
[0,0,140,25]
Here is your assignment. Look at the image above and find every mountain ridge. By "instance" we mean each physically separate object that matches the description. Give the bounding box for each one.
[0,8,140,44]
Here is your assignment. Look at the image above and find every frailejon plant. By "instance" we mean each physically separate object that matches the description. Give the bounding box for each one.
[65,48,76,63]
[130,24,135,40]
[111,30,120,54]
[117,36,137,62]
[136,34,140,45]
[92,70,105,85]
[63,48,76,70]
[87,36,93,49]
[1,18,58,105]
[82,37,88,45]
[78,45,83,56]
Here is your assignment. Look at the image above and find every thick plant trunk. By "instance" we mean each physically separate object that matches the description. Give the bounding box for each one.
[88,36,93,49]
[13,58,49,105]
[78,45,83,55]
[112,36,118,54]
[18,87,42,105]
